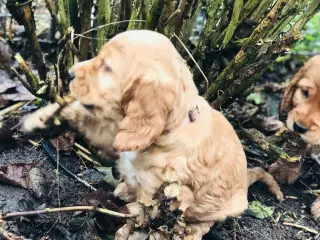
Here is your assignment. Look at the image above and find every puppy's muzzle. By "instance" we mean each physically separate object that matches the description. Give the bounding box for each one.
[293,122,308,134]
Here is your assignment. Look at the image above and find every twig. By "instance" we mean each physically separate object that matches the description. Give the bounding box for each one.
[6,0,47,80]
[0,205,132,220]
[14,53,41,93]
[242,128,302,162]
[282,222,319,235]
[303,189,320,196]
[74,20,146,40]
[41,140,97,191]
[76,150,102,167]
[10,67,33,94]
[74,143,91,155]
[28,139,40,148]
[74,34,108,41]
[0,102,25,117]
[171,31,209,96]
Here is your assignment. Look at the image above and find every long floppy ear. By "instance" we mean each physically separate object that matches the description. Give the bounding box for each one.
[113,72,176,152]
[279,67,305,122]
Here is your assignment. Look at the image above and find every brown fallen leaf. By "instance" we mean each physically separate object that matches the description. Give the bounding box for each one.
[260,116,284,133]
[50,132,75,152]
[0,79,18,93]
[76,189,126,233]
[0,162,39,188]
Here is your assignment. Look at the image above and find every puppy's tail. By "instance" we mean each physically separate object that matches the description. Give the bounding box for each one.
[247,167,284,201]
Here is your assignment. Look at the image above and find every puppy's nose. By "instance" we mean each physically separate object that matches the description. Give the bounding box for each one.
[293,122,308,134]
[67,70,75,81]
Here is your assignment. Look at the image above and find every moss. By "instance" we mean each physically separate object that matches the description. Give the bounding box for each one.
[97,0,111,51]
[222,0,243,48]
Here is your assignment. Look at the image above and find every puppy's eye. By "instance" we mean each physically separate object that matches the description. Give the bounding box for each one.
[82,104,95,110]
[104,64,112,72]
[301,89,309,98]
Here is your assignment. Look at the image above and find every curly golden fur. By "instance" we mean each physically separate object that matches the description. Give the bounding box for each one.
[22,30,283,238]
[270,55,320,220]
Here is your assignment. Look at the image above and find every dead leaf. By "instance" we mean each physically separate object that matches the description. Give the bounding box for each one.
[0,79,19,93]
[261,116,284,133]
[0,98,9,108]
[50,132,75,152]
[0,162,39,188]
[95,166,121,187]
[26,167,47,199]
[246,201,275,219]
[77,189,126,233]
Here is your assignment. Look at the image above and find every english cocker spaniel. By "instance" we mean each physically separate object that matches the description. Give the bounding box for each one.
[22,30,283,239]
[269,55,320,220]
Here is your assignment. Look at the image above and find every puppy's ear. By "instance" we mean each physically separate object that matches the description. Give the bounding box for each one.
[113,72,176,151]
[279,68,304,122]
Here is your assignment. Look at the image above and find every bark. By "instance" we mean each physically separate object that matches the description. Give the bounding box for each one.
[97,0,111,51]
[6,0,47,81]
[78,0,93,61]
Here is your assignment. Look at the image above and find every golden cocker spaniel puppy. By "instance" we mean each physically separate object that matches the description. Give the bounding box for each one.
[22,30,283,239]
[269,55,320,220]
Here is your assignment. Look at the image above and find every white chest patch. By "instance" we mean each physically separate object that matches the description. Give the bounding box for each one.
[118,151,138,187]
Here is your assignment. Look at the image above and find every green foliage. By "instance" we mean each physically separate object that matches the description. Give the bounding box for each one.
[291,12,320,54]
[246,201,275,219]
[246,92,264,105]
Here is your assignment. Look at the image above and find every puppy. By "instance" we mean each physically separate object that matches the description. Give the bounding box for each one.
[21,30,283,239]
[269,55,320,219]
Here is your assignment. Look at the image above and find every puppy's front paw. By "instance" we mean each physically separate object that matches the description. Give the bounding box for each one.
[115,222,134,240]
[268,158,301,184]
[114,182,136,202]
[126,202,149,227]
[311,197,320,220]
[20,103,60,133]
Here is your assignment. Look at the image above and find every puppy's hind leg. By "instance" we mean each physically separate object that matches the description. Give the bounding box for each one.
[114,182,137,202]
[181,221,213,240]
[311,195,320,220]
[247,167,284,201]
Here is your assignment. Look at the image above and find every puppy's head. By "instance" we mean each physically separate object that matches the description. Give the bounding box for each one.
[68,30,184,151]
[279,55,320,145]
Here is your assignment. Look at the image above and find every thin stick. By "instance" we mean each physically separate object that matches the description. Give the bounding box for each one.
[74,20,146,40]
[76,150,102,167]
[42,141,97,191]
[10,67,33,93]
[0,206,132,220]
[14,53,41,93]
[282,222,319,235]
[171,31,209,97]
[74,142,91,155]
[74,34,109,41]
[0,102,25,117]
